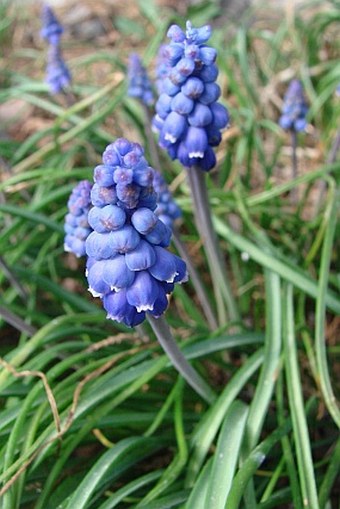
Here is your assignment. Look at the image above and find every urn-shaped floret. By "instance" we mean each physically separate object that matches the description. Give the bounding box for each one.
[85,138,188,327]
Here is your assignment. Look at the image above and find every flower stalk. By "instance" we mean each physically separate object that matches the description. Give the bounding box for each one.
[147,314,216,404]
[187,167,239,325]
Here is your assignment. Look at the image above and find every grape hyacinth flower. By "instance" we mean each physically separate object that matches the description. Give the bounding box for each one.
[41,3,64,46]
[279,79,308,132]
[127,53,154,106]
[45,44,72,94]
[85,138,187,328]
[153,21,230,172]
[83,138,215,402]
[153,170,181,229]
[279,80,309,201]
[153,21,238,326]
[64,180,93,258]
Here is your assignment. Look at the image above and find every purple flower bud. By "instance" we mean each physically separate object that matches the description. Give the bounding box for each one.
[161,111,187,144]
[167,24,186,42]
[182,77,204,99]
[184,126,208,158]
[91,184,117,207]
[116,182,140,209]
[164,43,184,65]
[156,94,172,118]
[199,63,219,83]
[88,204,126,233]
[145,219,172,247]
[171,92,194,115]
[186,21,211,44]
[103,255,135,290]
[149,246,185,283]
[199,47,217,65]
[113,167,134,185]
[200,146,216,172]
[125,240,156,271]
[188,103,213,127]
[185,44,200,60]
[114,138,133,156]
[131,208,158,235]
[126,270,160,312]
[102,144,121,166]
[104,290,145,326]
[109,225,140,253]
[163,78,181,96]
[87,259,111,297]
[199,83,221,105]
[210,102,229,129]
[86,231,114,260]
[94,165,114,187]
[176,58,195,78]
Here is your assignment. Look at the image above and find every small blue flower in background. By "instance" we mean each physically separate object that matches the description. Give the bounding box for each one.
[45,45,72,94]
[127,53,154,106]
[41,3,64,46]
[153,170,182,230]
[85,138,188,327]
[279,79,308,132]
[152,21,230,172]
[155,45,171,95]
[64,180,93,258]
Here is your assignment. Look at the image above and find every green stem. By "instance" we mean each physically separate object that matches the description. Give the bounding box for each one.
[318,435,340,509]
[172,228,218,330]
[283,283,320,509]
[290,129,298,202]
[314,183,340,428]
[186,167,239,325]
[147,315,216,404]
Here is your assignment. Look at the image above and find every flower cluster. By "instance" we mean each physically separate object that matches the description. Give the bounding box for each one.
[85,138,187,327]
[127,53,154,106]
[153,170,181,229]
[279,79,308,132]
[64,180,93,258]
[41,3,64,45]
[152,21,229,172]
[41,4,71,94]
[46,45,72,94]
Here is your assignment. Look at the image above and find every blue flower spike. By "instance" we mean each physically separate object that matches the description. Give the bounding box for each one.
[153,20,230,171]
[127,53,154,106]
[85,138,188,328]
[279,79,308,132]
[64,180,93,258]
[41,3,64,45]
[45,45,72,95]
